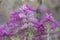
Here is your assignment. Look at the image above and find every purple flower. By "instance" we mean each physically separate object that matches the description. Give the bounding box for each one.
[19,4,36,12]
[40,13,60,30]
[34,34,40,40]
[0,36,3,40]
[34,24,46,35]
[0,4,37,40]
[0,24,7,36]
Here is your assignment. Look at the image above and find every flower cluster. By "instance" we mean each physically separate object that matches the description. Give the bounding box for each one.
[33,5,60,40]
[0,4,37,40]
[0,4,60,40]
[41,6,60,30]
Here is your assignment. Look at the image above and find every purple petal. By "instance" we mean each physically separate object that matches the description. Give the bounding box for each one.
[40,13,60,30]
[0,36,3,40]
[20,4,36,12]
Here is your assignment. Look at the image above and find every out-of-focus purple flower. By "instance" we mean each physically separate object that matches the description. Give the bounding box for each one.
[0,24,14,37]
[8,4,36,31]
[0,4,37,40]
[40,13,60,30]
[34,34,40,40]
[19,4,36,12]
[0,24,7,36]
[33,23,46,40]
[0,36,3,40]
[34,24,46,35]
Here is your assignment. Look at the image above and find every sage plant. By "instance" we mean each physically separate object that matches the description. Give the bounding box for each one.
[0,4,60,40]
[0,4,37,40]
[40,5,60,40]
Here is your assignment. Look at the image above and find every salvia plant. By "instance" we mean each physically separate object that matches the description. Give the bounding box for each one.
[0,4,60,40]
